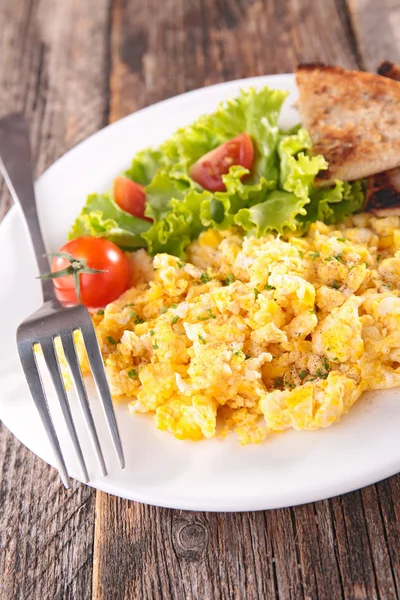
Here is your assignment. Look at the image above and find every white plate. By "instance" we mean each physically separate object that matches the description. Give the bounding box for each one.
[1,73,400,512]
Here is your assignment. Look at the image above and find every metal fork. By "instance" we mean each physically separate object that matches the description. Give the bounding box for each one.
[0,114,125,488]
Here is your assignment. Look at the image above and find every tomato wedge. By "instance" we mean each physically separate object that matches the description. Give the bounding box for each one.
[50,237,132,310]
[189,133,254,192]
[113,176,153,222]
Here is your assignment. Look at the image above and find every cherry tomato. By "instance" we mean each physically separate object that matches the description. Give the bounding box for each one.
[51,237,131,309]
[189,133,254,192]
[113,176,153,221]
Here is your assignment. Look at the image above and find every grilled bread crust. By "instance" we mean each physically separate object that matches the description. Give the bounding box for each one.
[295,64,400,186]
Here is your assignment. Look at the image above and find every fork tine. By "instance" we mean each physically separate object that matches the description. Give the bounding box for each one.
[17,342,71,488]
[61,331,108,477]
[81,324,125,469]
[41,337,90,483]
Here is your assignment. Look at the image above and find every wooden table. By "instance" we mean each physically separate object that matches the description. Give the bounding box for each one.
[1,1,400,598]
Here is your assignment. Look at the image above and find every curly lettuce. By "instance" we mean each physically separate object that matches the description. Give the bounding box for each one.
[69,86,366,257]
[69,193,150,250]
[297,180,366,231]
[142,189,212,258]
[235,191,309,236]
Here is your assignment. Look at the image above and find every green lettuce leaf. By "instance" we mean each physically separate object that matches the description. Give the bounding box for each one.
[279,128,328,198]
[235,190,309,236]
[144,165,200,221]
[200,165,276,230]
[142,189,211,258]
[69,193,150,250]
[124,148,169,186]
[297,180,366,231]
[137,87,290,255]
[328,180,366,222]
[170,87,288,175]
[128,86,288,188]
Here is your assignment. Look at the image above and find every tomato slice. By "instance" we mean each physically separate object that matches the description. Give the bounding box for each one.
[113,176,153,222]
[189,133,254,192]
[51,236,132,309]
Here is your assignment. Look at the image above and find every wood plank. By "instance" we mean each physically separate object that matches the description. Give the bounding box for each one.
[108,0,360,123]
[294,501,344,600]
[0,424,95,600]
[0,0,111,598]
[93,1,400,599]
[93,484,400,600]
[347,0,400,72]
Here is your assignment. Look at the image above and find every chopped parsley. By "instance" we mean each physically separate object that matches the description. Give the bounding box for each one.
[315,368,329,380]
[233,350,243,357]
[122,303,135,309]
[178,261,186,269]
[130,311,145,325]
[107,336,117,345]
[245,354,251,360]
[331,279,341,290]
[325,253,344,263]
[274,377,284,389]
[298,250,304,258]
[127,369,138,379]
[198,334,206,344]
[299,370,308,380]
[337,237,346,243]
[223,273,235,286]
[171,303,178,309]
[152,341,159,350]
[160,306,167,314]
[309,251,320,259]
[197,309,217,321]
[97,309,104,316]
[171,315,179,325]
[149,329,155,336]
[311,358,331,381]
[254,288,260,299]
[200,272,211,284]
[264,284,276,291]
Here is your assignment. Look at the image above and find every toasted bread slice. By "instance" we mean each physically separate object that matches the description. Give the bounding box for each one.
[295,64,400,186]
[363,62,400,216]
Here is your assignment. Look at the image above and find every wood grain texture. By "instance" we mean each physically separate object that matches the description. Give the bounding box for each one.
[0,0,111,598]
[93,485,400,600]
[93,1,400,599]
[347,0,400,71]
[108,0,360,123]
[0,423,95,600]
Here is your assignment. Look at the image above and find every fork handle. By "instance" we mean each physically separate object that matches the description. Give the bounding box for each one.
[0,114,55,302]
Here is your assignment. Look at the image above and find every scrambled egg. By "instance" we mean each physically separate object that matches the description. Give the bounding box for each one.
[79,214,400,444]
